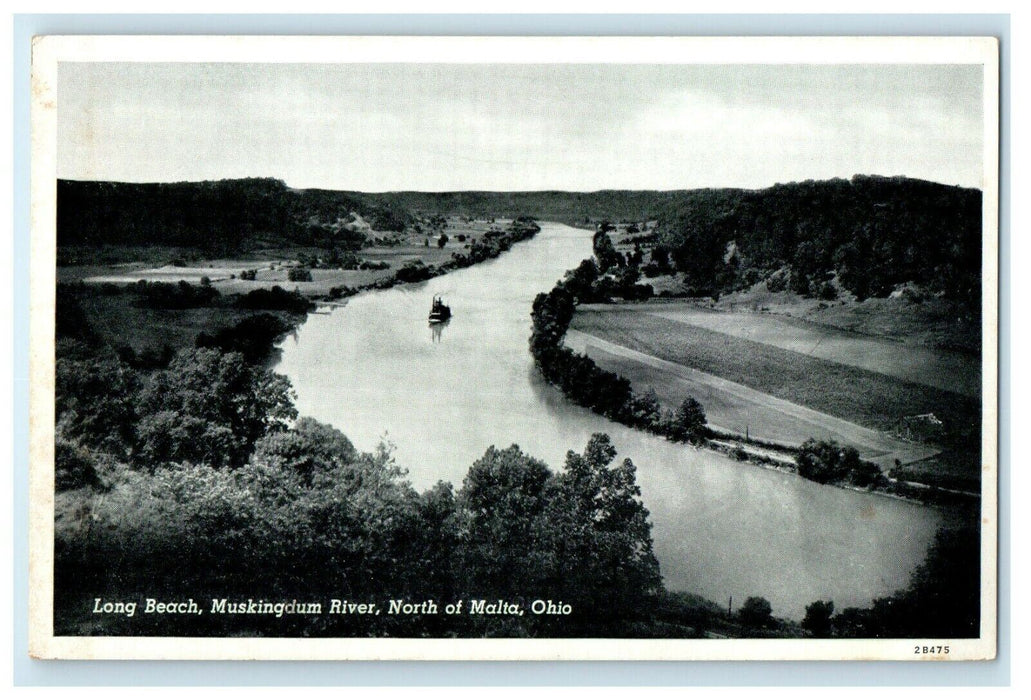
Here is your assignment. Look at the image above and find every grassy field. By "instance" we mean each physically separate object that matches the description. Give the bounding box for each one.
[571,308,979,435]
[600,303,981,398]
[67,217,508,297]
[564,329,939,468]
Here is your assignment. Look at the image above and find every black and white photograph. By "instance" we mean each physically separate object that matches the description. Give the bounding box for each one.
[28,35,999,660]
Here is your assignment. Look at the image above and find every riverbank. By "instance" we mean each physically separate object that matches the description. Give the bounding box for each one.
[60,218,542,361]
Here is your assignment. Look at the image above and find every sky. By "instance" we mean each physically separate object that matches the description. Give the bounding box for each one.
[57,62,985,191]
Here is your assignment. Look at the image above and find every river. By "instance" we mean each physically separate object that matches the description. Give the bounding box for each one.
[275,222,941,620]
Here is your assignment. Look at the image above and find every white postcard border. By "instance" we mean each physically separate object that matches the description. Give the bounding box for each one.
[28,34,1001,662]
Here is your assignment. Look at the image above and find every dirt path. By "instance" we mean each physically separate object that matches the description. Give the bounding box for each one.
[564,329,940,469]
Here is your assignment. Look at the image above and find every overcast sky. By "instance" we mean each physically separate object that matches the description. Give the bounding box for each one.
[57,62,984,191]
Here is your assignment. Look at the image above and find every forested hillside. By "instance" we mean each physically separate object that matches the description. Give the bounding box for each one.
[57,178,410,255]
[653,175,982,305]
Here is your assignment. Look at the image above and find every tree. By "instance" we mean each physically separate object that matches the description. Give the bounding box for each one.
[593,230,623,272]
[54,436,103,491]
[135,348,297,468]
[55,353,138,456]
[549,434,662,616]
[738,596,773,628]
[616,261,642,290]
[802,600,835,637]
[288,267,312,282]
[251,417,358,483]
[396,260,433,283]
[455,434,661,630]
[413,481,462,603]
[562,258,599,300]
[458,444,552,597]
[437,234,449,249]
[650,244,670,271]
[795,439,880,486]
[623,388,661,428]
[669,397,707,443]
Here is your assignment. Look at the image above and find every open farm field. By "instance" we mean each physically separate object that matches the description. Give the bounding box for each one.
[81,257,400,295]
[569,305,982,491]
[586,303,981,398]
[564,329,938,468]
[571,307,979,436]
[73,218,510,296]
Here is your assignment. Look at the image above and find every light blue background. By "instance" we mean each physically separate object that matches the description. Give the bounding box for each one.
[12,13,1011,686]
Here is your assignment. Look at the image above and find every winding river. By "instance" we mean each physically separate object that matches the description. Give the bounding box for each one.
[275,222,941,619]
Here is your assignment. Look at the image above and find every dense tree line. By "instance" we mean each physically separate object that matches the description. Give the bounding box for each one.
[235,286,313,313]
[530,264,706,443]
[384,218,543,286]
[195,313,298,364]
[296,248,390,271]
[131,279,221,309]
[654,175,982,306]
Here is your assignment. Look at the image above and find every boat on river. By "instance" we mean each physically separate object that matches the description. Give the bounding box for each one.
[428,295,452,323]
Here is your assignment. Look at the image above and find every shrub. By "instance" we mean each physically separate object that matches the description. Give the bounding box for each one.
[236,286,312,312]
[396,260,433,283]
[796,438,886,487]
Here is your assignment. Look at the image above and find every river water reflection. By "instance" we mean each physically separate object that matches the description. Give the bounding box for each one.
[275,222,941,619]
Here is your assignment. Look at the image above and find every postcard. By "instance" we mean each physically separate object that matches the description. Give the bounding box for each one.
[29,35,999,660]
